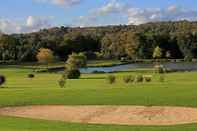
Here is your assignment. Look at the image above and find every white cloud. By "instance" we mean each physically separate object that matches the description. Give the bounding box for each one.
[76,0,128,26]
[77,0,197,26]
[1,1,197,33]
[0,19,21,34]
[127,5,197,25]
[0,16,53,34]
[26,16,52,31]
[168,5,179,12]
[34,0,81,7]
[93,0,126,16]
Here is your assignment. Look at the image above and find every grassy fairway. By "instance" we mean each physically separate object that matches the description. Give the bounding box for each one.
[1,68,197,107]
[1,68,197,130]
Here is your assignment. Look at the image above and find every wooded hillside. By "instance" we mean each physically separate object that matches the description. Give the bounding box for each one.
[0,20,197,62]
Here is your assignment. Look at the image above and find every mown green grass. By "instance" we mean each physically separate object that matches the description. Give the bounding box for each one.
[1,116,197,131]
[1,68,197,107]
[1,68,197,130]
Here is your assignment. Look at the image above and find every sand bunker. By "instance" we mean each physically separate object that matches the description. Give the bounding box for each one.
[1,105,197,125]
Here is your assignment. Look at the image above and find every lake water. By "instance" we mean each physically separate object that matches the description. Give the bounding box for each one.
[80,62,197,73]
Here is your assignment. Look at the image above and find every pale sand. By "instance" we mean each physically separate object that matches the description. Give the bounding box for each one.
[1,105,197,125]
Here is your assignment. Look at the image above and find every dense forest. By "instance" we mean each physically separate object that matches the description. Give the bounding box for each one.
[1,20,197,62]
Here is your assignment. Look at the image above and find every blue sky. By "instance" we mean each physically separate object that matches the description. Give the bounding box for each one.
[0,0,197,34]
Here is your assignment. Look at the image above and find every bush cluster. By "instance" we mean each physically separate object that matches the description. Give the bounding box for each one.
[122,75,153,84]
[106,74,154,85]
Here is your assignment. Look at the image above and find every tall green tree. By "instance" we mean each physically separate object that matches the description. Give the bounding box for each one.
[65,53,87,70]
[65,53,87,79]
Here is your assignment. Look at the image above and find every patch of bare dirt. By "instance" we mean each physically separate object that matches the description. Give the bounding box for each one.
[1,105,197,125]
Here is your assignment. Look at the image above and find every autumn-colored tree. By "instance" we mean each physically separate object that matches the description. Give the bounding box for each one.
[153,46,162,59]
[36,48,54,68]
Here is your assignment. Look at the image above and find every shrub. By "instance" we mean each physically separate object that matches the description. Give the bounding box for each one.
[123,75,134,83]
[135,74,143,83]
[28,74,35,78]
[66,69,81,79]
[143,75,152,82]
[0,75,6,87]
[123,76,130,83]
[58,77,66,88]
[106,75,116,84]
[154,64,165,74]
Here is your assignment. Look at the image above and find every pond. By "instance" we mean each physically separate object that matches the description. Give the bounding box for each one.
[80,62,197,73]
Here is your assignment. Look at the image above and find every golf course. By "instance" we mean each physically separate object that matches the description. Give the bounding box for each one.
[1,4,197,129]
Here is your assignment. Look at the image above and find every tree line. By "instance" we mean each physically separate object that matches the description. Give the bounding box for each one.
[0,20,197,62]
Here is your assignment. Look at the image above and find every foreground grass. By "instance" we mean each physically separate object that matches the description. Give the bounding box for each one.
[1,116,197,131]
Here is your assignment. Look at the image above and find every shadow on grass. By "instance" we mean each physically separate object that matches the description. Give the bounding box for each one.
[0,86,8,89]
